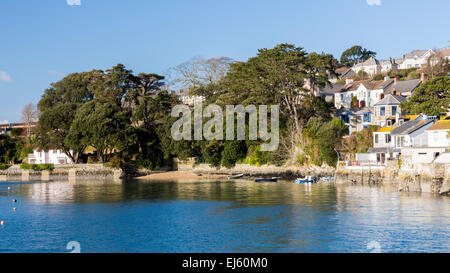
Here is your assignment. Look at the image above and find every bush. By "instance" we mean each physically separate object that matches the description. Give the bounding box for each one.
[221,141,247,168]
[0,163,11,170]
[20,163,54,171]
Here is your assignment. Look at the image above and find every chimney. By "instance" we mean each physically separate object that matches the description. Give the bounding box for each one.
[391,89,397,96]
[421,72,427,82]
[394,77,398,84]
[378,93,384,100]
[346,78,354,85]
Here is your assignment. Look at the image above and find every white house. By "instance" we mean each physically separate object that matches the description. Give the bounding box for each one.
[28,149,74,165]
[390,115,436,149]
[398,49,435,69]
[426,119,450,147]
[351,57,398,76]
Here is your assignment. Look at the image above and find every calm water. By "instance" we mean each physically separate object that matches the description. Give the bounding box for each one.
[0,179,449,253]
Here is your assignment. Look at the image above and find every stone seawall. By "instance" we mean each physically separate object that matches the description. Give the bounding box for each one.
[0,164,123,181]
[174,160,335,179]
[336,159,450,195]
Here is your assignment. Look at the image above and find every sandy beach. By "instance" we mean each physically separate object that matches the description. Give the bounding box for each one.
[136,171,228,182]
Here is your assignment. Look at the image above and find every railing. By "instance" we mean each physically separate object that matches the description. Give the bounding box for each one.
[347,160,384,167]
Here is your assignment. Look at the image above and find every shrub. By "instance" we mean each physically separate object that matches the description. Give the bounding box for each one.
[0,163,11,170]
[221,141,247,168]
[20,163,54,171]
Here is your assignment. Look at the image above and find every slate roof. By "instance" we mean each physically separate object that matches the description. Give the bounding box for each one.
[384,79,422,95]
[390,118,435,136]
[374,94,407,106]
[319,83,345,94]
[403,49,431,59]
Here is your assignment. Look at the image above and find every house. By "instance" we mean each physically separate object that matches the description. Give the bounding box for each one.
[352,57,381,76]
[179,89,205,105]
[398,49,435,69]
[369,125,400,165]
[390,115,436,149]
[319,83,345,102]
[336,107,373,134]
[28,149,74,165]
[334,79,388,109]
[372,93,407,127]
[437,49,450,61]
[351,57,398,76]
[333,77,419,111]
[383,78,422,97]
[426,118,450,147]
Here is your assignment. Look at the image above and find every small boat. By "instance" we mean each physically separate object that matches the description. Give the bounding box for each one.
[254,177,278,182]
[228,174,244,179]
[321,176,335,182]
[295,176,318,184]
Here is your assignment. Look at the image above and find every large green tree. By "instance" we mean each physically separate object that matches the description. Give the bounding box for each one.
[37,72,96,162]
[66,100,131,162]
[400,76,450,116]
[340,45,377,67]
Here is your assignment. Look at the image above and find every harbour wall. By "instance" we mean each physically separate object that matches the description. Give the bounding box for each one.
[336,159,450,195]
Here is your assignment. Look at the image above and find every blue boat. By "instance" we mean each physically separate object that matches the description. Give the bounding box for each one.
[295,176,318,184]
[254,177,278,182]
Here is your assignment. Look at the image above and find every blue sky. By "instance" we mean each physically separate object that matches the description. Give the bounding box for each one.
[0,0,449,122]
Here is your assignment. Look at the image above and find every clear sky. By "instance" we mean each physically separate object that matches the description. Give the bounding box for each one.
[0,0,449,122]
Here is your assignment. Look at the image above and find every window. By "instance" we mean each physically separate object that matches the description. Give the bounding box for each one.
[385,134,391,143]
[392,106,397,116]
[433,132,439,141]
[396,136,405,147]
[387,120,392,126]
[364,112,371,122]
[375,134,379,144]
[380,106,385,117]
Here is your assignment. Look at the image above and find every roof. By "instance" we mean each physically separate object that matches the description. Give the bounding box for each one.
[437,49,450,57]
[339,79,394,93]
[383,79,421,95]
[426,120,450,131]
[391,118,435,136]
[403,115,420,121]
[374,94,407,106]
[376,126,395,133]
[403,49,432,59]
[319,83,345,94]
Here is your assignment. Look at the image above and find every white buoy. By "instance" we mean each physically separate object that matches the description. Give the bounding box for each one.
[1,221,4,225]
[12,199,17,203]
[13,207,16,211]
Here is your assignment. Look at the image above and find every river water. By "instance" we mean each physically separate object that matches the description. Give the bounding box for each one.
[0,179,449,253]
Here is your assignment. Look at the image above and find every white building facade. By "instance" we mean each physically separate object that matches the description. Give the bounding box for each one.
[28,149,74,165]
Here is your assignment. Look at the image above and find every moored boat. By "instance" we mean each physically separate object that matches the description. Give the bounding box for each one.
[254,177,278,182]
[228,174,244,179]
[295,176,318,184]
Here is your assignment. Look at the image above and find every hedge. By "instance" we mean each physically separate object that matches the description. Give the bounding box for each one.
[20,163,55,171]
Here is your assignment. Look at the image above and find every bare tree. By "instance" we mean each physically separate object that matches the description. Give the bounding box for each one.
[167,56,233,91]
[21,103,39,137]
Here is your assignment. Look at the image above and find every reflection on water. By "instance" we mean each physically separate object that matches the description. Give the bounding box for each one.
[0,179,449,253]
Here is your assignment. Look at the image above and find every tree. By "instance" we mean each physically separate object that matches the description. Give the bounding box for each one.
[303,118,348,166]
[168,56,233,90]
[214,44,336,139]
[21,103,39,137]
[400,76,450,116]
[66,100,131,163]
[340,45,377,67]
[221,140,247,168]
[37,72,96,162]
